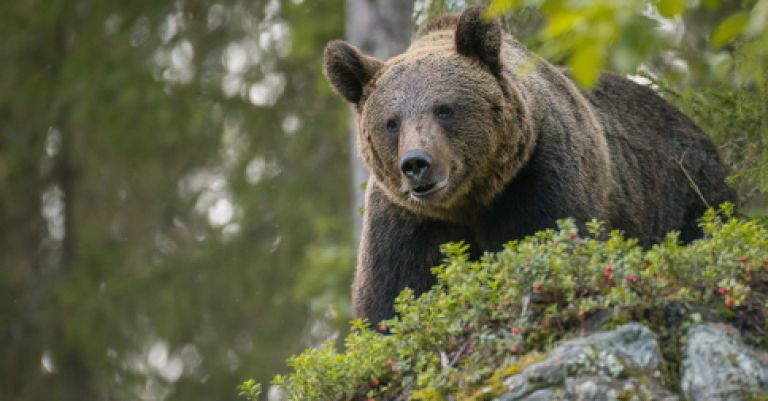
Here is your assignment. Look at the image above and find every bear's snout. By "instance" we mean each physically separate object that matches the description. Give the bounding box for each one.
[401,150,432,182]
[400,150,443,197]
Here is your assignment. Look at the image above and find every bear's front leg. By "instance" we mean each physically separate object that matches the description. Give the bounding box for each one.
[353,184,471,324]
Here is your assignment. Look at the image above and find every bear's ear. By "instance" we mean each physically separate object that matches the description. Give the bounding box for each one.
[323,40,384,104]
[455,6,502,73]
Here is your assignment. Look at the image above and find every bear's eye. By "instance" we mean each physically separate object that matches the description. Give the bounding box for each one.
[434,105,455,121]
[385,118,400,134]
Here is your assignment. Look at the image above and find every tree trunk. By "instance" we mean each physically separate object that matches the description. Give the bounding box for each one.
[346,0,414,242]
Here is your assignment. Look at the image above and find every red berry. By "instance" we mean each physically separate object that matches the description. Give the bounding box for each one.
[533,283,542,293]
[511,344,521,354]
[385,359,394,367]
[512,327,521,336]
[370,378,380,387]
[367,398,375,401]
[739,256,749,263]
[466,346,475,355]
[718,287,729,296]
[626,274,639,284]
[725,298,735,308]
[603,266,613,278]
[378,324,388,332]
[570,232,579,239]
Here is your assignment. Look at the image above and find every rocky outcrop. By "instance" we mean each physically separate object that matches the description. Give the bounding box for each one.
[681,323,768,401]
[493,323,768,401]
[495,323,676,400]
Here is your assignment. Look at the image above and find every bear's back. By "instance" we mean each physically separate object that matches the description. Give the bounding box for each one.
[579,72,735,243]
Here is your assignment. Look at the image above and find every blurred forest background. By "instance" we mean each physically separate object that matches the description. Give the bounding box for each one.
[1,0,766,401]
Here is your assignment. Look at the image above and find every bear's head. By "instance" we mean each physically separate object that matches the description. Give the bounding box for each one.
[323,6,533,221]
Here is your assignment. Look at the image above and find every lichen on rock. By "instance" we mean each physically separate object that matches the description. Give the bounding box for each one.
[681,323,768,401]
[495,323,677,401]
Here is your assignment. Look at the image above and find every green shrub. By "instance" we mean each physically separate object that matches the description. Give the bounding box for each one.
[666,85,768,211]
[245,204,768,401]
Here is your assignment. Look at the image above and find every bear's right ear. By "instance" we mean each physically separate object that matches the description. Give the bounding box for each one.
[323,40,384,104]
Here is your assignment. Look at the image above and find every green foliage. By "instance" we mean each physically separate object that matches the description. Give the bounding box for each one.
[665,84,768,214]
[0,1,352,400]
[254,205,768,400]
[486,0,768,88]
[711,11,750,48]
[272,320,398,400]
[238,379,262,401]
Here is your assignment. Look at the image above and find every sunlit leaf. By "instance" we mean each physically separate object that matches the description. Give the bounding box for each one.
[711,12,749,48]
[745,0,768,37]
[544,12,581,38]
[702,0,721,11]
[569,42,603,88]
[486,0,521,16]
[657,0,685,18]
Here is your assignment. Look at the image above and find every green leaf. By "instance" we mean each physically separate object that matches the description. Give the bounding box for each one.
[711,12,749,48]
[487,0,522,16]
[745,0,768,37]
[702,0,721,11]
[657,0,685,18]
[544,12,581,38]
[569,42,604,88]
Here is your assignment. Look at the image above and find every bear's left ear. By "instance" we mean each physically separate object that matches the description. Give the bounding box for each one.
[323,40,384,104]
[455,6,502,73]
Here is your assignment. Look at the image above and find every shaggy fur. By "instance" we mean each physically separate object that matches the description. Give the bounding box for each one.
[323,6,735,324]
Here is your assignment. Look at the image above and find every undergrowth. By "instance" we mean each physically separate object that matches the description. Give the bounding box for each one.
[244,204,768,401]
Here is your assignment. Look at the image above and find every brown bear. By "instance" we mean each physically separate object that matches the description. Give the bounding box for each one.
[323,6,736,324]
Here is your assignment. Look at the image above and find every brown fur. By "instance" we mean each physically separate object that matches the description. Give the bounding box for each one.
[323,6,735,323]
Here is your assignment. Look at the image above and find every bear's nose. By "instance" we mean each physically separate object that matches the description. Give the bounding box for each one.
[400,150,432,183]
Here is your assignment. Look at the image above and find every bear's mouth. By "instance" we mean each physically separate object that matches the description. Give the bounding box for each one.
[410,179,448,199]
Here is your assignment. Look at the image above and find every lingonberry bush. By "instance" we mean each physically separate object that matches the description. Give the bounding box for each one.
[243,203,768,401]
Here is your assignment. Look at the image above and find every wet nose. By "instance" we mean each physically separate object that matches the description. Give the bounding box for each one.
[400,150,432,182]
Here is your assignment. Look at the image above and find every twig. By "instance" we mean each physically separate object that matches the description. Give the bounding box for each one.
[440,350,450,369]
[520,295,530,319]
[449,341,470,367]
[676,151,711,209]
[394,384,412,401]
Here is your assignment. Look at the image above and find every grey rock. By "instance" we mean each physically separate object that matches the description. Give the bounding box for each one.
[518,388,558,400]
[681,323,768,401]
[495,323,678,401]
